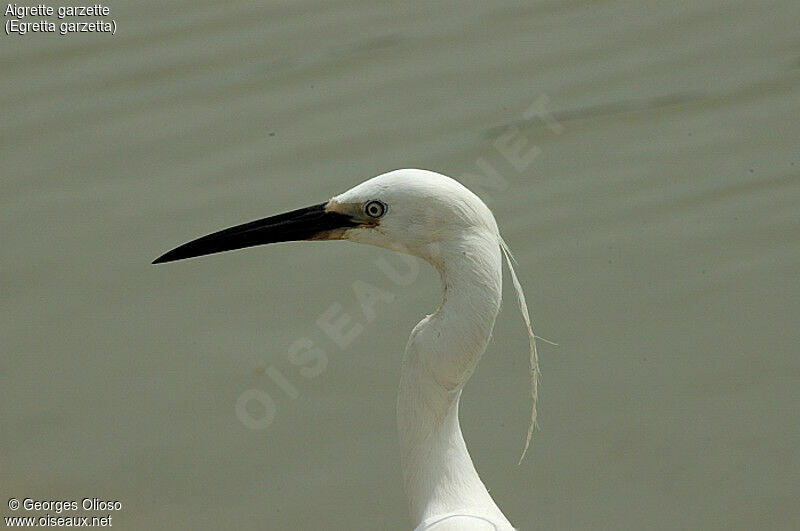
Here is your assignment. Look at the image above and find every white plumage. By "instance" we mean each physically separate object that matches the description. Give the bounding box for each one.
[335,170,539,530]
[154,169,540,530]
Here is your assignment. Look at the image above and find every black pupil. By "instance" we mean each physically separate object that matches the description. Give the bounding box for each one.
[367,202,382,217]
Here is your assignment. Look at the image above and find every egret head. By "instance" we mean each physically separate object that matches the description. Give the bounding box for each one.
[330,169,499,262]
[152,169,498,265]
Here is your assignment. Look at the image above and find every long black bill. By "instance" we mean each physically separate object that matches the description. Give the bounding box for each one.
[152,202,358,264]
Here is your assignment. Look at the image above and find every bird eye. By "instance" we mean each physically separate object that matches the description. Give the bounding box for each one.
[364,200,386,218]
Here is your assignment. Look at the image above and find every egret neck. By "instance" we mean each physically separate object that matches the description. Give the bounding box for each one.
[398,228,513,529]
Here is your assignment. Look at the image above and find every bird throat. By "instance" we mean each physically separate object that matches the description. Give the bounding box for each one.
[396,235,511,527]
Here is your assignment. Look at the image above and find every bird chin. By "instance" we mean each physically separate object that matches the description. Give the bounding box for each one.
[345,230,427,261]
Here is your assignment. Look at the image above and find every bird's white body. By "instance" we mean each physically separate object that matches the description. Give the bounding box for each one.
[156,169,539,530]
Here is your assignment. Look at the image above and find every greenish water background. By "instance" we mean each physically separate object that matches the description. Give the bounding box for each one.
[2,1,799,529]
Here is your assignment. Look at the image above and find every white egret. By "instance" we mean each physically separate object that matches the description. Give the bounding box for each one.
[154,169,540,530]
